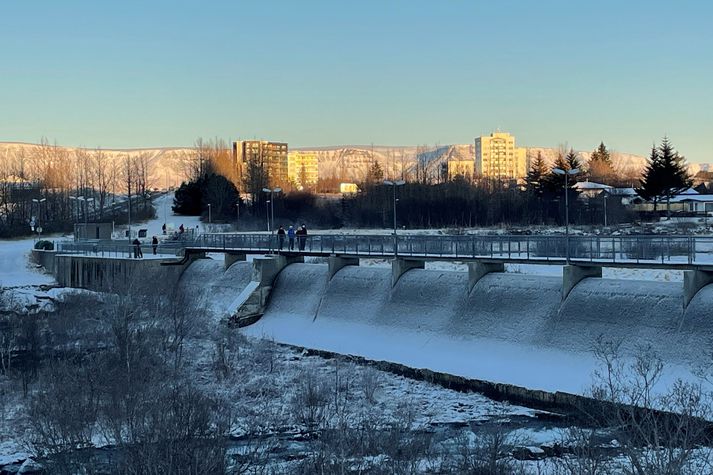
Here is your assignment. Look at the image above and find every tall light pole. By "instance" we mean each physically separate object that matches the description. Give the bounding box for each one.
[262,187,282,233]
[383,179,406,256]
[552,167,579,264]
[83,197,94,227]
[32,198,46,238]
[236,200,240,231]
[69,196,82,239]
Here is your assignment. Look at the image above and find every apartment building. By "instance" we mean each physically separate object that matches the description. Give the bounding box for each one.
[287,151,319,189]
[474,132,527,180]
[232,140,289,187]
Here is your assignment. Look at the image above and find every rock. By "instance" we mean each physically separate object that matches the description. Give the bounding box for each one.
[18,458,43,474]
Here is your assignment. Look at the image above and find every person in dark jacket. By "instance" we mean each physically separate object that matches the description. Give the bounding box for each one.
[132,238,143,258]
[277,225,286,250]
[152,236,158,255]
[296,224,307,251]
[287,225,296,250]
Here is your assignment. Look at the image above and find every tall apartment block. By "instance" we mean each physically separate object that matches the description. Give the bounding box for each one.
[474,132,527,180]
[232,140,289,187]
[287,151,319,189]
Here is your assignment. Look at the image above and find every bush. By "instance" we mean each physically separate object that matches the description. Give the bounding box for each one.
[34,240,54,251]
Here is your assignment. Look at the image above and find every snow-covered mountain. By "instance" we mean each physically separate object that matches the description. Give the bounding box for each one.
[1,141,706,187]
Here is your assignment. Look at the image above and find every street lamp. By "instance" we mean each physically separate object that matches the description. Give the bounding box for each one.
[32,198,46,238]
[69,196,82,239]
[552,167,579,263]
[262,187,282,234]
[383,179,406,256]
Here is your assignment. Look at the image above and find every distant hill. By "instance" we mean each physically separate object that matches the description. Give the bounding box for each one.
[1,141,706,187]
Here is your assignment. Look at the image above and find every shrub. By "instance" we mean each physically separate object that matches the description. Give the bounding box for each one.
[34,240,54,251]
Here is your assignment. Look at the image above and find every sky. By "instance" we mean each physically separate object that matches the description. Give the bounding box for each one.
[1,0,712,162]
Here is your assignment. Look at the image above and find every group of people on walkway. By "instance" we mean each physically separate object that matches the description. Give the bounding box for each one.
[131,236,159,258]
[277,224,308,251]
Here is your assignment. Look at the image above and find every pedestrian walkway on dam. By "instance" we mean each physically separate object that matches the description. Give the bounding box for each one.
[58,232,713,270]
[46,232,713,312]
[193,233,713,269]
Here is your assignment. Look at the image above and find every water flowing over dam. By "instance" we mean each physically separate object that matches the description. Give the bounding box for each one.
[177,256,713,395]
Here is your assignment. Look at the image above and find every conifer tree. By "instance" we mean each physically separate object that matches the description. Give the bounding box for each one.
[525,152,548,197]
[638,138,691,213]
[365,159,384,184]
[588,142,616,184]
[638,145,664,211]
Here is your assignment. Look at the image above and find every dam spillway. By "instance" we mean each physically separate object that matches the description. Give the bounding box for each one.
[176,256,713,395]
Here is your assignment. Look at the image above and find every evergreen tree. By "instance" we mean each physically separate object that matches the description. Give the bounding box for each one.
[365,159,384,184]
[588,142,616,184]
[565,148,582,171]
[637,145,664,211]
[590,142,612,164]
[638,138,691,213]
[525,152,548,197]
[172,180,203,215]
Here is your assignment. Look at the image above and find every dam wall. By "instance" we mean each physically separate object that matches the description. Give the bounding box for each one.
[244,261,713,394]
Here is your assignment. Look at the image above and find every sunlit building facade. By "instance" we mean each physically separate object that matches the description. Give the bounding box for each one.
[287,151,319,189]
[233,140,288,187]
[474,132,527,180]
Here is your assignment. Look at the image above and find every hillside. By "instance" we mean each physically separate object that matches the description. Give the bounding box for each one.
[2,141,705,187]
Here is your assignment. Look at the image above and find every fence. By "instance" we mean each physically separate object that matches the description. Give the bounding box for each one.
[56,233,713,267]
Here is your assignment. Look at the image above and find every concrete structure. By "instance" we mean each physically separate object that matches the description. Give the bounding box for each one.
[467,261,504,294]
[233,140,289,188]
[74,222,113,240]
[391,258,424,287]
[475,132,528,180]
[562,265,602,301]
[328,256,359,280]
[224,252,246,270]
[684,270,713,308]
[52,254,186,291]
[287,151,319,189]
[447,159,475,181]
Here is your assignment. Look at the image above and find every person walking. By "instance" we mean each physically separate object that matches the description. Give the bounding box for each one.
[179,224,184,234]
[132,238,143,258]
[152,236,158,255]
[277,225,286,250]
[287,225,296,251]
[162,223,166,235]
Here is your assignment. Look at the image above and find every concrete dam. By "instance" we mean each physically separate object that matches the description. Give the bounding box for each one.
[177,255,713,396]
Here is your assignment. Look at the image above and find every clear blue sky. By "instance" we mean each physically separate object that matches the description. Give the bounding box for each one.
[1,0,712,162]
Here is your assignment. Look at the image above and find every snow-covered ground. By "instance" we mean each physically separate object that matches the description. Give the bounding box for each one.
[0,236,56,288]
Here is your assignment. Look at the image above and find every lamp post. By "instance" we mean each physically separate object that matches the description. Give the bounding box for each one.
[32,198,46,238]
[236,200,240,231]
[265,200,270,232]
[383,179,406,256]
[83,197,94,227]
[69,196,81,239]
[552,167,579,264]
[207,203,212,224]
[262,187,282,234]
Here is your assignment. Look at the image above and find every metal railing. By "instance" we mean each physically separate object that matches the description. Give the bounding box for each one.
[56,233,713,267]
[57,239,184,259]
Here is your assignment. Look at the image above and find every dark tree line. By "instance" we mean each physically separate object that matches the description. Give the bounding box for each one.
[172,173,240,222]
